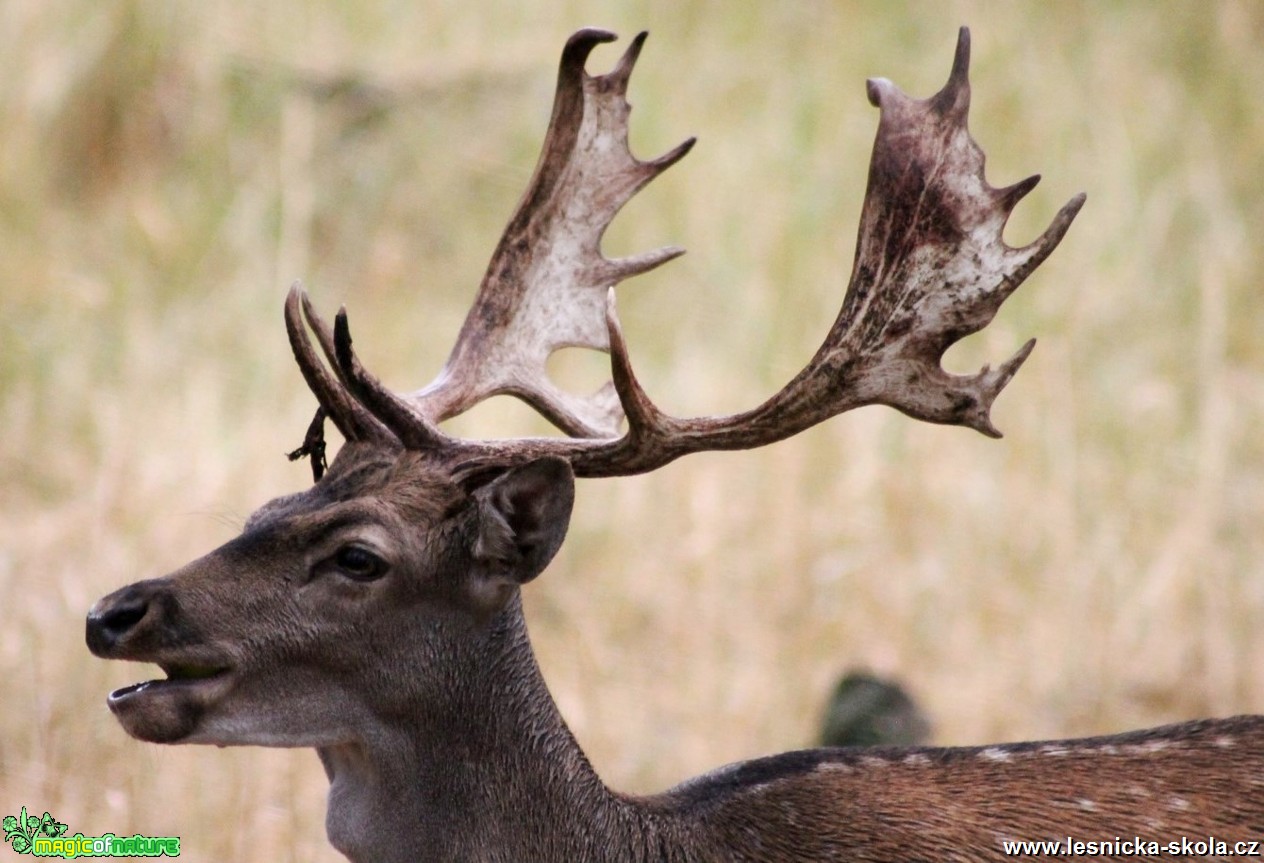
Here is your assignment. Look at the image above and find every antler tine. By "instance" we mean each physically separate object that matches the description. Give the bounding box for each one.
[297,291,351,390]
[604,289,669,438]
[409,29,696,439]
[284,284,391,446]
[331,309,458,452]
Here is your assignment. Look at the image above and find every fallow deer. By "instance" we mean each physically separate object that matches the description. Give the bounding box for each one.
[87,28,1264,862]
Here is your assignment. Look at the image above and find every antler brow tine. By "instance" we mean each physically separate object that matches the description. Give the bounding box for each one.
[284,283,389,446]
[330,309,457,453]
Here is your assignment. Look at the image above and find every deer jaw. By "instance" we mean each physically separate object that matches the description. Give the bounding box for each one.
[85,447,577,750]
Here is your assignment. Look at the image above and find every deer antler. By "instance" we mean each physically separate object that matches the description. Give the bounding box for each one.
[410,28,694,439]
[289,27,1084,479]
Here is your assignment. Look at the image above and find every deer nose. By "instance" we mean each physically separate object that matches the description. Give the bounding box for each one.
[86,585,153,656]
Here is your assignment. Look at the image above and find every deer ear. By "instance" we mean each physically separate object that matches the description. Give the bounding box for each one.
[470,457,575,591]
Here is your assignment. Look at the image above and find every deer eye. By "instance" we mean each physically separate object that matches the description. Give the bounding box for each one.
[330,545,388,582]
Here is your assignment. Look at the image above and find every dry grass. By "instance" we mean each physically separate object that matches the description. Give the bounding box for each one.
[3,1,1263,860]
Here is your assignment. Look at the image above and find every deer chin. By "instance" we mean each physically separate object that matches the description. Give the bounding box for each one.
[107,662,233,744]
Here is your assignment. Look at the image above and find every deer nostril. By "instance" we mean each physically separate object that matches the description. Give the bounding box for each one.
[104,600,147,632]
[86,593,151,655]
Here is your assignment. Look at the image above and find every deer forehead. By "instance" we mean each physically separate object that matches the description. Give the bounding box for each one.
[247,448,469,535]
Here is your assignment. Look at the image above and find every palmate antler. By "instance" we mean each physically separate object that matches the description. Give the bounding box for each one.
[287,27,1084,480]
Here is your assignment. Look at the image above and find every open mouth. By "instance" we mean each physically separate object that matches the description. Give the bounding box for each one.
[109,662,231,702]
[104,658,236,743]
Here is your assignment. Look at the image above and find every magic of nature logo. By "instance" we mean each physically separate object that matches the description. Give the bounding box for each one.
[3,807,179,858]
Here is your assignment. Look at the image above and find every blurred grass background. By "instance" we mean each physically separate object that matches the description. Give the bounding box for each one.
[3,1,1263,859]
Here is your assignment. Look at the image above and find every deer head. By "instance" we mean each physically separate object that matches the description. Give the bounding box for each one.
[97,30,1264,863]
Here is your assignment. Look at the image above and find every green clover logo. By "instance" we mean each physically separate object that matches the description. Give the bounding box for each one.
[2,806,65,855]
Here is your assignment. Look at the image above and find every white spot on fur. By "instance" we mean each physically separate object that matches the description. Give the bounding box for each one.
[979,747,1011,763]
[902,753,931,767]
[859,756,890,770]
[1137,740,1172,754]
[1078,799,1098,812]
[1167,796,1191,811]
[1040,745,1070,756]
[818,761,854,774]
[1214,735,1235,749]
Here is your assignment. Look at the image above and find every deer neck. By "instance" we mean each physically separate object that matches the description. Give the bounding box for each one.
[316,592,654,863]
